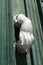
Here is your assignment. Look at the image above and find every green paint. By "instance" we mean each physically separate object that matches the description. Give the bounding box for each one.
[12,0,31,65]
[0,0,43,65]
[26,0,43,65]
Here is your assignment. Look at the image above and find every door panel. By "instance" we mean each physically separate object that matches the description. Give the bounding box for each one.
[0,0,43,65]
[26,0,43,65]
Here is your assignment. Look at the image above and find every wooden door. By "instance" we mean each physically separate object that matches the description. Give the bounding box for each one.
[0,0,43,65]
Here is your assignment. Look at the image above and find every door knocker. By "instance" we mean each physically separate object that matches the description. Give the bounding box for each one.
[13,14,34,53]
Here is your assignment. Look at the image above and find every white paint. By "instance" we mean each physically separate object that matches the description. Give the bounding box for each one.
[13,14,34,53]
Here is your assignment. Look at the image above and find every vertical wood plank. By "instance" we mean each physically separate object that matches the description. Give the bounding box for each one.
[7,0,14,65]
[26,0,43,65]
[6,0,10,65]
[11,0,32,65]
[0,0,2,65]
[0,0,6,65]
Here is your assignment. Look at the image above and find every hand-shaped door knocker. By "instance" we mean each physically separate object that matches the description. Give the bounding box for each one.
[13,14,34,53]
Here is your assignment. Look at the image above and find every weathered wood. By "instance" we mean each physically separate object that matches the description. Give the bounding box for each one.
[0,0,43,65]
[12,0,31,65]
[26,0,43,65]
[0,0,14,65]
[0,0,6,65]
